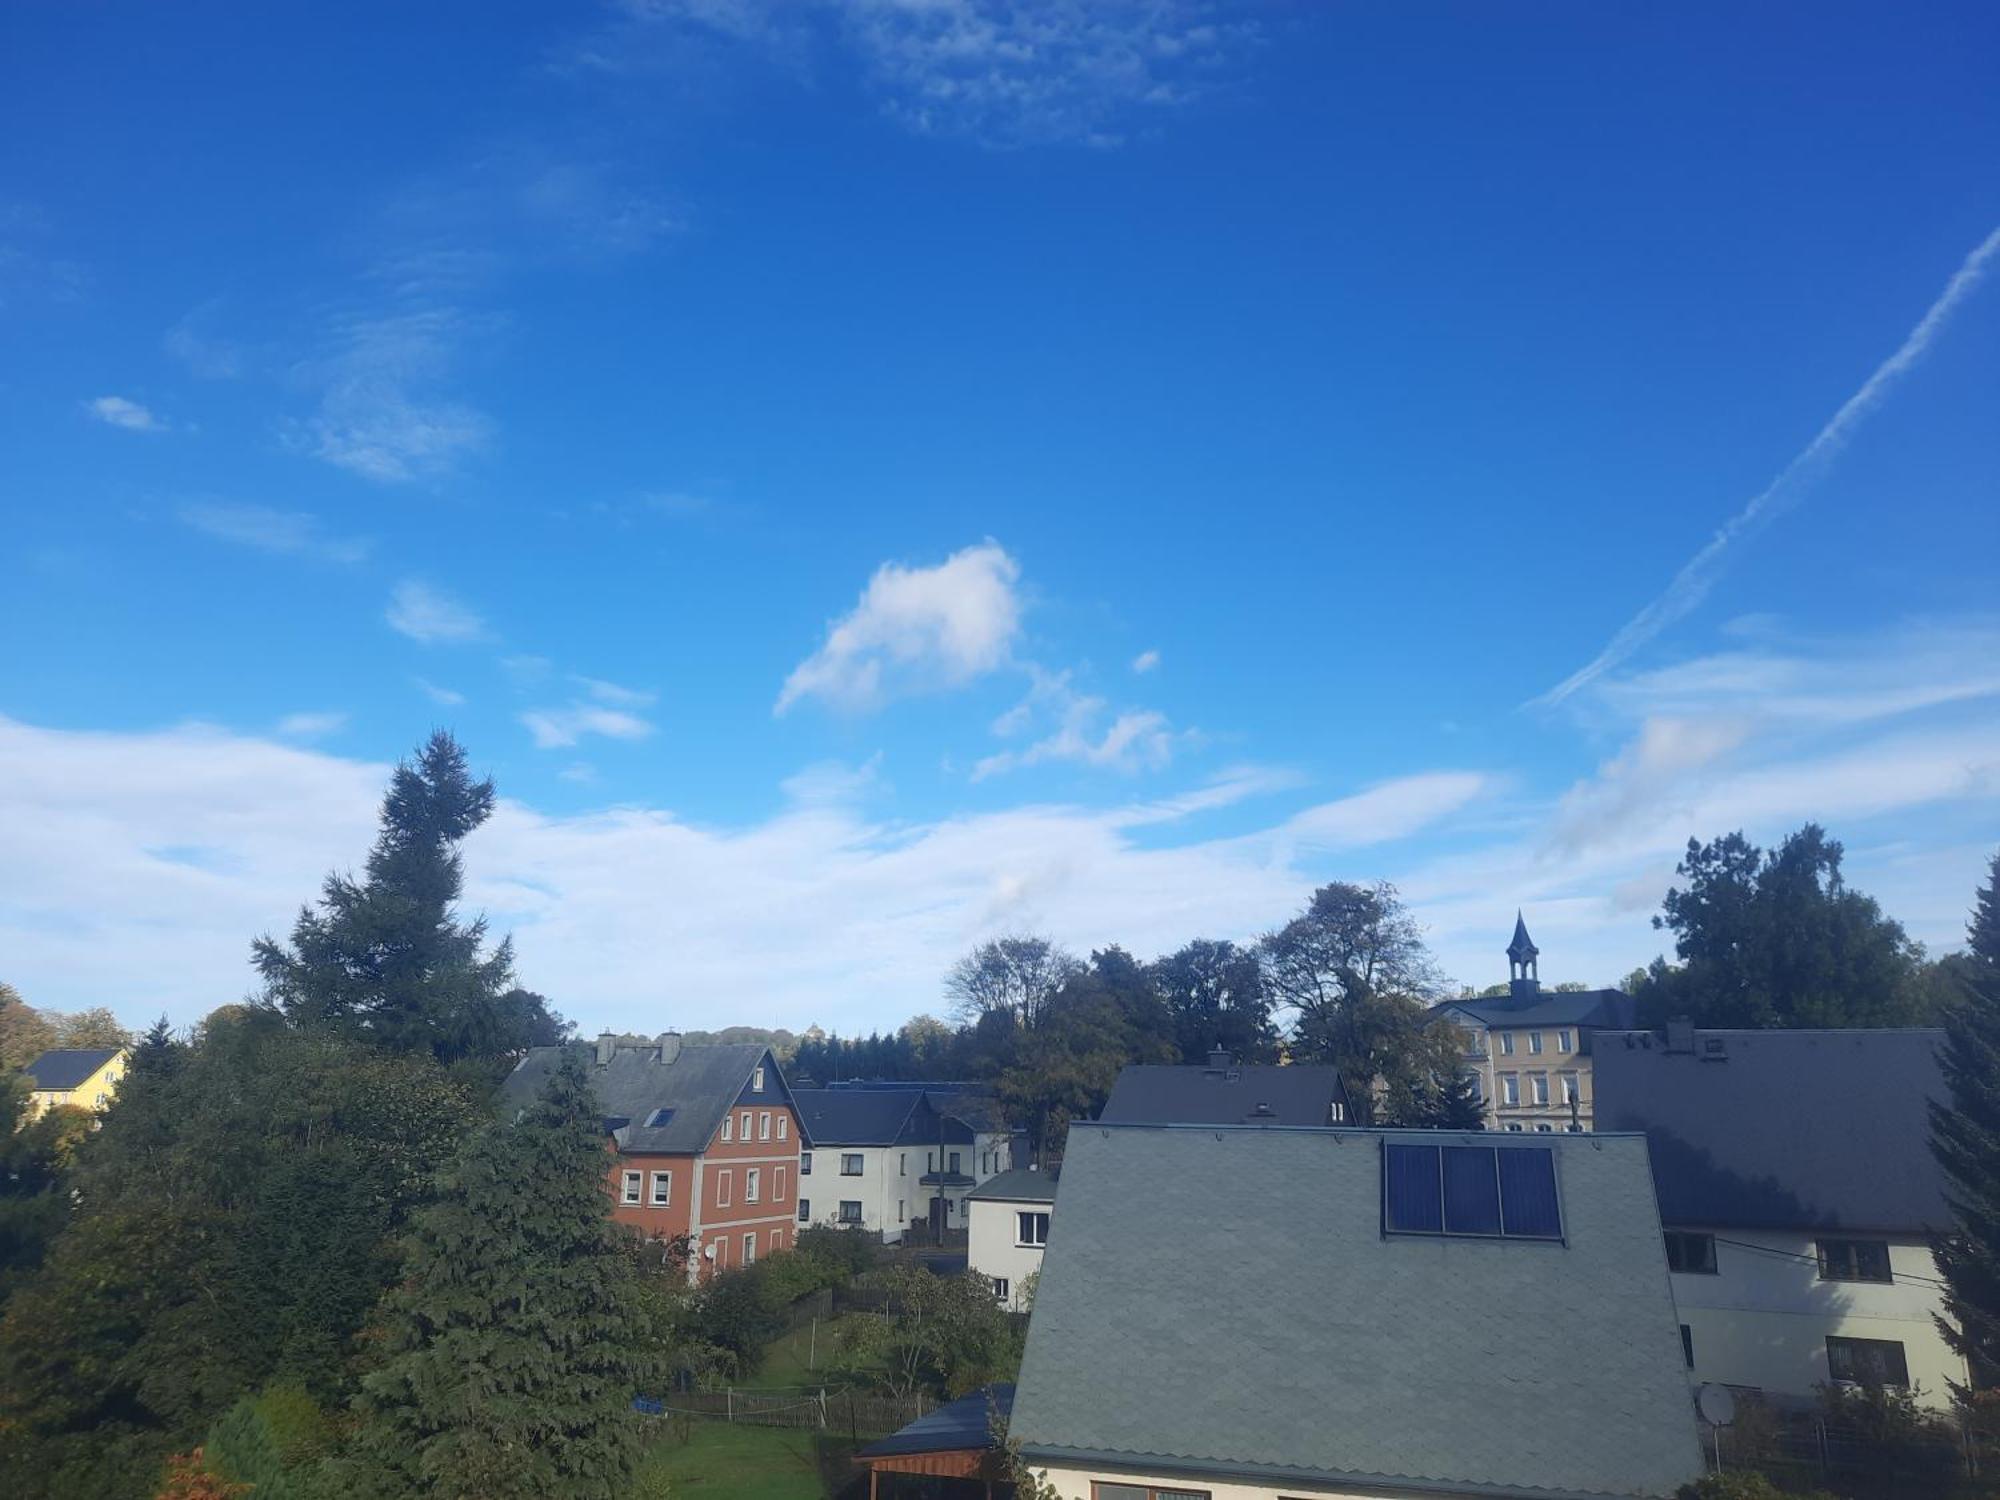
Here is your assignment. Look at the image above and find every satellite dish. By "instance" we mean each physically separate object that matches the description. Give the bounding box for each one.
[1696,1383,1736,1427]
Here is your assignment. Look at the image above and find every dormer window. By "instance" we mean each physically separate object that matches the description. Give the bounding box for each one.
[753,1064,766,1092]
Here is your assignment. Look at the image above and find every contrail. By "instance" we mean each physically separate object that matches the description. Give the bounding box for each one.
[1535,226,2000,709]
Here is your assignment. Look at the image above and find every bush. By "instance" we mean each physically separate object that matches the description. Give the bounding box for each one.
[795,1224,880,1282]
[204,1384,336,1500]
[1676,1475,1836,1500]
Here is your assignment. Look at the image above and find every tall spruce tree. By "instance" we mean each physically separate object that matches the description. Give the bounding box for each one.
[1931,849,2000,1397]
[346,1050,665,1500]
[253,732,564,1068]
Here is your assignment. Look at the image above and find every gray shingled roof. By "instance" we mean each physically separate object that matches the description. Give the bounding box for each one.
[966,1166,1057,1203]
[1438,988,1637,1031]
[1010,1123,1702,1499]
[23,1048,121,1091]
[500,1041,781,1154]
[1099,1062,1348,1128]
[1593,1027,1950,1233]
[792,1088,924,1146]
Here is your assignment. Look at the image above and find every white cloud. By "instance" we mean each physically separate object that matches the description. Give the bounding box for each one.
[293,308,491,483]
[414,677,467,707]
[87,395,167,432]
[777,540,1022,713]
[1539,226,2000,706]
[520,704,656,750]
[976,665,1182,779]
[164,302,244,379]
[275,712,348,739]
[574,675,657,708]
[1131,649,1160,674]
[385,580,490,645]
[177,502,370,564]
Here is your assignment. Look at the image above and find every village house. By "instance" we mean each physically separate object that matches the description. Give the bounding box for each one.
[502,1034,800,1278]
[20,1046,128,1122]
[1433,915,1637,1131]
[1009,1121,1703,1500]
[1099,1050,1349,1126]
[790,1081,1019,1241]
[1595,1024,1965,1406]
[966,1165,1057,1311]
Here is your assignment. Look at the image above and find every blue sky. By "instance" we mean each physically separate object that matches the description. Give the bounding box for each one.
[3,1,1997,1035]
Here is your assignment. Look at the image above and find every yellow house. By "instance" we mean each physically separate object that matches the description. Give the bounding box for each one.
[22,1047,129,1122]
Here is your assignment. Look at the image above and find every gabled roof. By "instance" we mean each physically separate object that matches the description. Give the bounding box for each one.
[1593,1027,1950,1233]
[1099,1062,1347,1128]
[967,1166,1057,1204]
[501,1041,783,1155]
[1437,988,1637,1031]
[792,1088,924,1146]
[23,1048,122,1091]
[1010,1124,1701,1500]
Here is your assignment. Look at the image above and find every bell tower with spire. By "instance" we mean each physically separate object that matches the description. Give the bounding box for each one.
[1507,912,1540,997]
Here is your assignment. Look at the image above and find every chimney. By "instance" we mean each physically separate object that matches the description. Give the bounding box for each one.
[1664,1019,1695,1055]
[1207,1046,1234,1071]
[656,1031,683,1066]
[594,1031,617,1066]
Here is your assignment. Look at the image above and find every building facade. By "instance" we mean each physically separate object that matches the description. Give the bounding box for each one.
[21,1047,127,1122]
[503,1035,800,1278]
[1432,915,1635,1132]
[792,1083,1019,1242]
[966,1167,1057,1310]
[1595,1025,1964,1407]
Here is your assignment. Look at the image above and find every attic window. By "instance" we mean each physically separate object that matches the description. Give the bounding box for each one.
[645,1108,675,1128]
[1383,1143,1563,1241]
[753,1064,766,1092]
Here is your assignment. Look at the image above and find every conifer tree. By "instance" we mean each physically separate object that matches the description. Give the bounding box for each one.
[348,1051,666,1500]
[1932,849,2000,1396]
[253,732,564,1067]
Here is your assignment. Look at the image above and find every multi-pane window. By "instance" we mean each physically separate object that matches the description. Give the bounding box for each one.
[1560,1071,1580,1105]
[650,1171,672,1207]
[1499,1033,1516,1056]
[800,1151,812,1176]
[1818,1239,1893,1283]
[1017,1211,1051,1246]
[1665,1231,1717,1274]
[742,1232,757,1266]
[1827,1336,1909,1387]
[752,1064,765,1092]
[1529,1031,1544,1055]
[1500,1074,1519,1106]
[841,1153,864,1176]
[759,1111,771,1141]
[1558,1029,1574,1052]
[1382,1143,1564,1240]
[740,1110,753,1140]
[777,1115,788,1141]
[721,1115,734,1142]
[798,1198,811,1222]
[838,1200,863,1225]
[746,1168,761,1204]
[1092,1484,1211,1500]
[993,1278,1010,1303]
[1530,1074,1550,1106]
[620,1170,642,1205]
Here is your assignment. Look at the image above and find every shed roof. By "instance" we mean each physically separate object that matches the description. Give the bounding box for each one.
[1009,1123,1702,1499]
[23,1048,121,1091]
[858,1384,1012,1459]
[1099,1062,1347,1128]
[1593,1027,1950,1233]
[967,1166,1058,1203]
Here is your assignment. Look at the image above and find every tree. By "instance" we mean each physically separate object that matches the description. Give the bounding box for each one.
[1641,825,1924,1029]
[0,985,56,1071]
[53,1008,133,1050]
[1146,939,1279,1064]
[253,732,566,1069]
[1931,849,2000,1398]
[836,1264,1020,1402]
[344,1050,665,1500]
[1261,882,1445,1125]
[945,936,1082,1029]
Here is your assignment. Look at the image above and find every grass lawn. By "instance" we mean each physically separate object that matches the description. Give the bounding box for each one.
[737,1312,884,1391]
[633,1419,854,1499]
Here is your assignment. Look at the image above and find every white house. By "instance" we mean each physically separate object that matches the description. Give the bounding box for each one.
[791,1085,1018,1243]
[966,1166,1057,1310]
[1595,1025,1966,1406]
[1009,1123,1704,1499]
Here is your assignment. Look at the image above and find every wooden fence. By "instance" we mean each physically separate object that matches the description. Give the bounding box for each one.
[640,1386,931,1437]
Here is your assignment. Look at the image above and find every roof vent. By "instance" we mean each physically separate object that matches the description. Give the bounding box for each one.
[1664,1019,1695,1054]
[1249,1101,1276,1119]
[1700,1036,1729,1061]
[1207,1046,1235,1071]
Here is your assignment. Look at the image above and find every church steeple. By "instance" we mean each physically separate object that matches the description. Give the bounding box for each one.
[1507,911,1540,996]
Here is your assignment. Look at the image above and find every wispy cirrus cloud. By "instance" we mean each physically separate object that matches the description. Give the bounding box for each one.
[414,677,467,707]
[87,395,169,432]
[1131,649,1161,674]
[164,301,246,379]
[275,712,349,739]
[292,307,494,484]
[177,502,371,564]
[778,540,1023,714]
[1538,226,2000,707]
[522,676,659,749]
[385,579,490,645]
[975,667,1179,780]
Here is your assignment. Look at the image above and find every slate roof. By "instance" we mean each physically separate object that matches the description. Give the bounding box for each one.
[1010,1123,1703,1500]
[1099,1062,1348,1128]
[1438,987,1638,1032]
[858,1384,1012,1459]
[792,1088,924,1146]
[500,1041,781,1154]
[966,1167,1058,1204]
[1593,1027,1950,1234]
[23,1048,121,1091]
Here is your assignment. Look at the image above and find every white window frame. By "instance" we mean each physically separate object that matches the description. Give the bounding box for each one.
[620,1169,642,1206]
[1558,1029,1573,1052]
[650,1170,672,1207]
[1531,1073,1550,1106]
[717,1169,733,1208]
[1560,1071,1580,1104]
[759,1111,771,1141]
[742,1231,756,1265]
[740,1110,753,1140]
[1501,1073,1519,1106]
[1499,1032,1515,1056]
[721,1113,734,1142]
[1529,1031,1544,1055]
[752,1064,766,1092]
[777,1115,788,1141]
[1017,1210,1051,1247]
[993,1277,1010,1303]
[841,1153,864,1176]
[746,1168,762,1204]
[775,1166,787,1200]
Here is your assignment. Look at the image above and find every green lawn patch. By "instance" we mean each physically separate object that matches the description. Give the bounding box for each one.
[738,1312,885,1391]
[633,1419,854,1499]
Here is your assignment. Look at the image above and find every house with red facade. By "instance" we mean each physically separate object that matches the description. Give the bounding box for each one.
[503,1033,801,1278]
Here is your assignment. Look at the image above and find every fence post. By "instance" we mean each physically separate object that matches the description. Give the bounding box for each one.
[1816,1417,1829,1480]
[726,1387,734,1423]
[819,1388,828,1429]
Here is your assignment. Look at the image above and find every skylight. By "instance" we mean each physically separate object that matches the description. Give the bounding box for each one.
[645,1108,675,1128]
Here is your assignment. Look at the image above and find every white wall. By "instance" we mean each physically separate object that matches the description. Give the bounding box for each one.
[1033,1462,1431,1499]
[1669,1226,1966,1407]
[968,1195,1049,1310]
[797,1144,919,1242]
